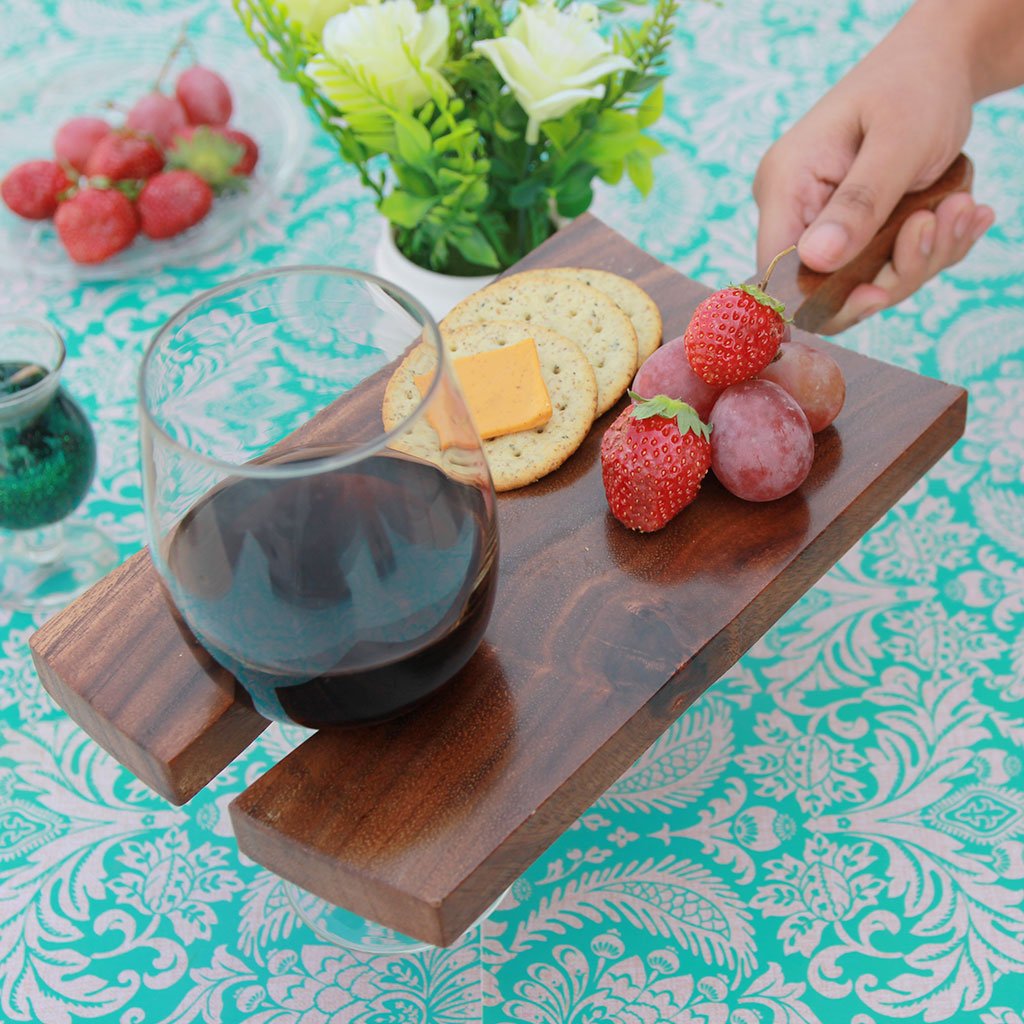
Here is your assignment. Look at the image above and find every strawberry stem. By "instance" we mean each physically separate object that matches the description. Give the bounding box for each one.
[154,27,189,92]
[758,244,796,292]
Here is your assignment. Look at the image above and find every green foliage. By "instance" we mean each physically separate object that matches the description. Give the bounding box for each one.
[234,0,687,273]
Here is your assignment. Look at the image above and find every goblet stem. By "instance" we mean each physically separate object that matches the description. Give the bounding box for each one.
[21,524,64,565]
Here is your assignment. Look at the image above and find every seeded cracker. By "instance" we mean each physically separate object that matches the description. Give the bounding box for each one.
[441,273,638,417]
[382,322,597,491]
[536,267,663,362]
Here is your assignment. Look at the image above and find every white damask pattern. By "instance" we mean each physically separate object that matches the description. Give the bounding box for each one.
[2,0,1022,1021]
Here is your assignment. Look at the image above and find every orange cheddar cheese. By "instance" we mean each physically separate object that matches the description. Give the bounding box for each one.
[415,337,553,445]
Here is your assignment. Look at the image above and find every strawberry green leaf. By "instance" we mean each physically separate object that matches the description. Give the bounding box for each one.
[168,126,246,193]
[735,282,789,320]
[112,179,144,202]
[627,391,712,439]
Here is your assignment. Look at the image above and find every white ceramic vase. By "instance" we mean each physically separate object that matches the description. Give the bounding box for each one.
[372,221,497,323]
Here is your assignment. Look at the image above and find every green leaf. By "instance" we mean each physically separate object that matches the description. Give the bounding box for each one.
[626,74,667,94]
[394,114,434,167]
[453,226,500,269]
[393,163,434,196]
[437,168,467,188]
[527,203,555,249]
[597,159,624,185]
[493,118,520,143]
[541,115,581,152]
[555,172,594,218]
[379,191,436,229]
[637,82,664,128]
[580,110,645,162]
[637,135,666,158]
[306,56,396,153]
[508,178,547,211]
[626,152,654,195]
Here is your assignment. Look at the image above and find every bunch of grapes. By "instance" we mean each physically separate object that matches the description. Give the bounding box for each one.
[0,44,259,265]
[631,255,846,503]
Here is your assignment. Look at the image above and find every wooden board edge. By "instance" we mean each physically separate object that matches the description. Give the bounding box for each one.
[425,381,968,942]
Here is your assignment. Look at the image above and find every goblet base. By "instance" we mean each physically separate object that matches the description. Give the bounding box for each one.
[285,881,509,955]
[0,521,119,610]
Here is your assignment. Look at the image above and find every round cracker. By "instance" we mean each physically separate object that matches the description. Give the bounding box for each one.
[441,273,637,417]
[540,267,663,362]
[382,321,597,492]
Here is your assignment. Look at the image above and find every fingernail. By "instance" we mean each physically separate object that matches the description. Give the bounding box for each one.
[801,222,850,267]
[953,209,971,241]
[857,302,885,323]
[920,219,936,257]
[970,211,994,243]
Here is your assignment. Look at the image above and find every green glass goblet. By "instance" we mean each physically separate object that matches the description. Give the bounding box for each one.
[0,317,117,608]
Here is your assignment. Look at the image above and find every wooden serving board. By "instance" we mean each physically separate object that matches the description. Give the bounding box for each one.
[30,158,970,948]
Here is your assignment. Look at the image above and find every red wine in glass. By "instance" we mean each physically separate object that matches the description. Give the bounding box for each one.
[165,447,497,726]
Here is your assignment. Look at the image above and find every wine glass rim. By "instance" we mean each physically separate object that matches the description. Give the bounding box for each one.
[0,316,65,407]
[139,265,448,479]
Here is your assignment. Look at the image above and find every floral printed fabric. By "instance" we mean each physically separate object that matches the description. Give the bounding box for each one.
[2,1,1022,1022]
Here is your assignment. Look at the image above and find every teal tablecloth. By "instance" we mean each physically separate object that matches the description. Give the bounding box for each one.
[2,1,1023,1021]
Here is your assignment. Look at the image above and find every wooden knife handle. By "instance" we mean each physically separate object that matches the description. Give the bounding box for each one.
[754,153,974,333]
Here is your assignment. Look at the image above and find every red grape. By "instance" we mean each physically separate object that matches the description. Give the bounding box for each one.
[757,340,845,432]
[709,379,814,501]
[631,336,722,419]
[175,66,233,126]
[126,93,189,150]
[54,116,111,173]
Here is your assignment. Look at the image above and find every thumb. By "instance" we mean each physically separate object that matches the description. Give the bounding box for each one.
[798,132,919,273]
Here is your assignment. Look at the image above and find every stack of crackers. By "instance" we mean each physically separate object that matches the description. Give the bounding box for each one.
[383,267,662,491]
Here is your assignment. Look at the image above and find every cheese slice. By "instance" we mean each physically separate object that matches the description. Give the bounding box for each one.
[415,337,553,446]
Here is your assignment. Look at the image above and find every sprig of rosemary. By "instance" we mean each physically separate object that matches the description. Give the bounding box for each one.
[606,0,682,107]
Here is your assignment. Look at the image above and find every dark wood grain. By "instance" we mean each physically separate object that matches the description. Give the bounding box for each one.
[29,161,969,942]
[30,547,268,805]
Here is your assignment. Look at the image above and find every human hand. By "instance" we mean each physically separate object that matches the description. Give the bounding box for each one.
[753,21,995,334]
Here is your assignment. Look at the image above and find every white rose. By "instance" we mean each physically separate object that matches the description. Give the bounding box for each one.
[313,0,450,114]
[473,2,634,144]
[280,0,361,40]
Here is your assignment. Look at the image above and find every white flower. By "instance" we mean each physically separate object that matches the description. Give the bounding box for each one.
[279,0,361,40]
[312,0,450,114]
[474,2,634,144]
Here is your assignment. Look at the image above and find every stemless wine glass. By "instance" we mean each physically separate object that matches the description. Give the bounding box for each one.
[139,267,500,949]
[140,266,499,724]
[0,317,118,608]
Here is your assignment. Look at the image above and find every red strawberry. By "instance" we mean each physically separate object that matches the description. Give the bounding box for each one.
[54,117,111,173]
[137,170,213,239]
[84,132,164,181]
[54,186,138,263]
[126,92,189,149]
[600,393,712,532]
[168,125,249,190]
[220,127,258,175]
[175,66,233,126]
[684,284,787,387]
[1,160,73,219]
